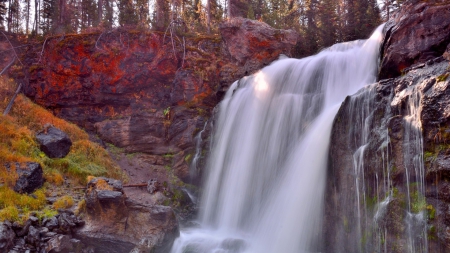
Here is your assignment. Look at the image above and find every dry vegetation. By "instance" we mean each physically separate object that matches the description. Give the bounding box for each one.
[0,77,127,223]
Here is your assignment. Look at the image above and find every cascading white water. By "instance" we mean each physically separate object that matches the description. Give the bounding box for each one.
[391,81,428,253]
[171,25,385,253]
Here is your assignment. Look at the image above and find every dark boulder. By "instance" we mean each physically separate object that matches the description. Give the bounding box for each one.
[379,0,450,80]
[43,216,59,231]
[0,222,15,251]
[36,126,72,158]
[25,225,40,246]
[5,162,44,194]
[56,210,84,234]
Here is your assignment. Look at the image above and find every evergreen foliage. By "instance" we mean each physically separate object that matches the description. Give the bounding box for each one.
[0,0,6,30]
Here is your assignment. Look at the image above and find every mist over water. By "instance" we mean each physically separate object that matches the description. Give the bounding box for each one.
[171,25,385,253]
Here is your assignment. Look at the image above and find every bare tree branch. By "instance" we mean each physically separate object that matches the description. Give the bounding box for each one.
[38,37,50,63]
[3,83,22,116]
[95,31,106,51]
[0,57,16,76]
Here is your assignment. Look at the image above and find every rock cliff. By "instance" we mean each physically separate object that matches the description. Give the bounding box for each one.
[19,20,298,187]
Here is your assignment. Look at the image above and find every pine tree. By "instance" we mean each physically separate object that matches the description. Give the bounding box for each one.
[8,0,21,32]
[135,0,149,26]
[118,0,138,25]
[23,0,31,33]
[317,0,338,48]
[40,0,56,34]
[0,0,6,29]
[344,0,381,41]
[229,0,248,18]
[80,0,97,29]
[305,0,319,53]
[154,0,169,30]
[103,0,113,28]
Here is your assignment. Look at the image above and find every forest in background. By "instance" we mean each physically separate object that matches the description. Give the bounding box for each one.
[0,0,404,57]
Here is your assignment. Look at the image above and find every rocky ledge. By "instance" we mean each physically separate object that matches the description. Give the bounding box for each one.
[76,177,179,253]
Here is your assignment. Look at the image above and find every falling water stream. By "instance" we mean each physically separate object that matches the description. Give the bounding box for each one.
[171,25,385,253]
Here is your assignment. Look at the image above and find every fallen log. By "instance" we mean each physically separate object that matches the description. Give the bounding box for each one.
[74,183,147,190]
[3,82,22,116]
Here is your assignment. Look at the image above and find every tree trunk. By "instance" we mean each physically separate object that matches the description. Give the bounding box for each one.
[98,0,103,25]
[156,0,164,30]
[26,0,30,34]
[7,0,11,32]
[59,0,65,25]
[206,0,210,33]
[35,0,39,33]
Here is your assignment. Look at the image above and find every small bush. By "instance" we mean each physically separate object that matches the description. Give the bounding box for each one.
[0,206,19,222]
[53,195,74,209]
[36,208,58,221]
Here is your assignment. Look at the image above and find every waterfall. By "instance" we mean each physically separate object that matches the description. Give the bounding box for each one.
[171,25,385,253]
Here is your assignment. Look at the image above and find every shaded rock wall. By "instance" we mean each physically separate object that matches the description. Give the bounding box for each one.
[379,0,450,80]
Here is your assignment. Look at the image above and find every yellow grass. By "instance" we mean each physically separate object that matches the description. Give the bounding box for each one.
[53,195,74,209]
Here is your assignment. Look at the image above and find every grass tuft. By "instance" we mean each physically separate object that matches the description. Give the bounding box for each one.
[53,195,74,210]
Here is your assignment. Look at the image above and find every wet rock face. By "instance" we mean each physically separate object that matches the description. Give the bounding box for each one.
[36,126,72,158]
[5,162,44,194]
[326,57,450,252]
[76,177,179,253]
[379,0,450,80]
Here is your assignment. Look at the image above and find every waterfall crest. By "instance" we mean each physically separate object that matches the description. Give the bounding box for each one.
[171,24,385,253]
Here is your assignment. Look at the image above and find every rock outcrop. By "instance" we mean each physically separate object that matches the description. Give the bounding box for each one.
[379,0,450,80]
[75,177,179,253]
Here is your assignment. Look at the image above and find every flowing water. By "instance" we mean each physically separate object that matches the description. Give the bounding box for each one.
[171,25,385,253]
